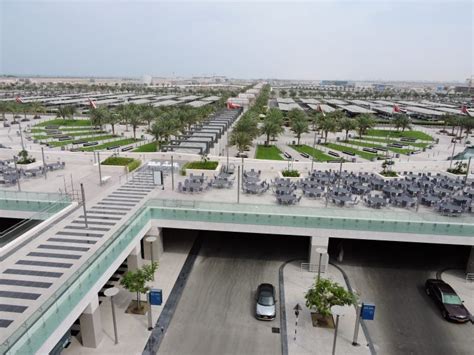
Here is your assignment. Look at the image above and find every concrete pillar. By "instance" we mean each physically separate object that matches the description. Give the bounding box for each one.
[79,296,103,348]
[308,236,329,273]
[127,242,142,271]
[466,246,474,274]
[143,226,164,261]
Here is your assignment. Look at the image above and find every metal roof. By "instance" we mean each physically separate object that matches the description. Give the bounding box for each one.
[278,102,302,111]
[404,106,444,116]
[324,99,347,105]
[307,104,335,113]
[299,98,321,104]
[152,99,180,107]
[338,105,375,114]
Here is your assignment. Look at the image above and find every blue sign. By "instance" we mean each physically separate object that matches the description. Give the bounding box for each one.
[149,289,163,306]
[361,303,375,320]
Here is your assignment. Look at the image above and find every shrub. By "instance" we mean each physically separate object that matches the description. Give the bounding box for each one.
[305,278,356,317]
[447,161,467,175]
[17,150,36,164]
[282,169,300,177]
[101,156,141,172]
[184,161,219,170]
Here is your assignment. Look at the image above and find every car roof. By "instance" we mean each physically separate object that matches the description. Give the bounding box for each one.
[429,279,456,293]
[258,283,274,292]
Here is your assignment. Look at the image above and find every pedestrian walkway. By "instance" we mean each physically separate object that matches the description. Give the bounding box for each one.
[64,232,196,354]
[283,261,371,355]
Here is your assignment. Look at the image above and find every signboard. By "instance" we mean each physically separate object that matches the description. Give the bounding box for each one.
[149,289,163,306]
[361,303,375,320]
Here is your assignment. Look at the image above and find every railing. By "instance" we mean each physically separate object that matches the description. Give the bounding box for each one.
[0,190,68,203]
[147,199,474,237]
[466,273,474,282]
[1,206,151,354]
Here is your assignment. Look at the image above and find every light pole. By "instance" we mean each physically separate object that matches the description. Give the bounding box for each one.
[449,139,457,169]
[352,302,362,346]
[104,287,119,345]
[97,151,103,185]
[80,183,88,229]
[171,155,175,190]
[41,147,47,180]
[13,156,21,192]
[316,247,327,281]
[331,305,348,355]
[311,130,317,172]
[465,157,471,186]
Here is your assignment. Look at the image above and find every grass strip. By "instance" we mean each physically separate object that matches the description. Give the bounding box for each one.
[80,138,140,151]
[255,145,284,160]
[366,129,433,141]
[290,144,334,162]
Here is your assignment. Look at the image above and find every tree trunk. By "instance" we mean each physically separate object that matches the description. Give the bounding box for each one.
[324,132,328,143]
[345,131,349,141]
[266,133,270,146]
[111,124,115,135]
[136,291,141,310]
[133,127,136,140]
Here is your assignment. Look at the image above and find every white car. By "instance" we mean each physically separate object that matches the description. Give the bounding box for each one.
[255,283,276,320]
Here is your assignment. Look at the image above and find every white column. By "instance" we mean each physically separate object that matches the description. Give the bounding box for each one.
[127,242,142,271]
[309,236,329,272]
[143,226,164,261]
[79,295,103,348]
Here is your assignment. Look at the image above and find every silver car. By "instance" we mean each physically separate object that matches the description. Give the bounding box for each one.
[255,283,276,320]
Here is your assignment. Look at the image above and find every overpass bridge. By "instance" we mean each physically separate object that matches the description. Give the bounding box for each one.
[1,175,474,354]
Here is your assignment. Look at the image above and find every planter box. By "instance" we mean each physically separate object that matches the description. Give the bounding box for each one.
[278,171,301,182]
[16,161,43,170]
[374,171,400,180]
[185,163,222,178]
[444,170,467,178]
[310,312,335,328]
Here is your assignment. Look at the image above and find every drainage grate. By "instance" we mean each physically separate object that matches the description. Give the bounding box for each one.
[272,327,280,334]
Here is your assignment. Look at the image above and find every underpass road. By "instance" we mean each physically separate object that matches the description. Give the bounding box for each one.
[338,240,474,355]
[158,232,306,355]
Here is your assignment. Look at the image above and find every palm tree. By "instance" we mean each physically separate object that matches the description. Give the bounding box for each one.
[149,115,180,148]
[260,108,283,145]
[89,106,108,129]
[355,114,376,138]
[141,105,156,129]
[444,114,460,135]
[289,109,309,145]
[106,112,119,135]
[30,101,46,119]
[230,130,253,155]
[338,117,357,141]
[56,105,75,121]
[0,102,10,121]
[393,114,411,132]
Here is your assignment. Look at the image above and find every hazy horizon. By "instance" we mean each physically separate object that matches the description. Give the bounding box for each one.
[1,1,472,82]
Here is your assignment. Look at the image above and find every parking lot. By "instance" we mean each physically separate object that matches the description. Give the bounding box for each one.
[157,232,307,355]
[336,239,474,355]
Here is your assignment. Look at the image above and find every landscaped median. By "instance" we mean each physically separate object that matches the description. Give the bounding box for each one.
[255,145,284,160]
[290,145,334,162]
[132,141,159,152]
[47,134,117,147]
[359,136,431,149]
[346,140,414,155]
[101,156,142,172]
[36,119,92,127]
[80,138,140,152]
[366,129,433,141]
[322,142,382,160]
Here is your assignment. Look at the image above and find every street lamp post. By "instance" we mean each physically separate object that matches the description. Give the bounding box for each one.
[449,139,457,169]
[104,287,119,345]
[331,305,348,355]
[97,151,103,186]
[316,247,327,281]
[171,155,175,190]
[13,156,21,192]
[80,183,88,229]
[41,147,47,180]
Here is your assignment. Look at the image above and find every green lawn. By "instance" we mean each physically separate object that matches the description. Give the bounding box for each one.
[46,135,117,147]
[323,143,381,160]
[184,161,219,169]
[290,145,334,162]
[366,129,433,141]
[81,138,140,152]
[33,130,105,140]
[36,119,92,127]
[358,136,430,149]
[255,145,284,160]
[132,142,159,152]
[346,140,413,155]
[30,127,98,133]
[101,157,141,172]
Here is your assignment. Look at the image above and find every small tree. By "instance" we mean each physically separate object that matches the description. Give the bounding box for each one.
[120,262,158,312]
[305,278,356,317]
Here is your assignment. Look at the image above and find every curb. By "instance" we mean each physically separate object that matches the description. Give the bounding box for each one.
[142,235,203,355]
[278,258,305,355]
[330,259,377,355]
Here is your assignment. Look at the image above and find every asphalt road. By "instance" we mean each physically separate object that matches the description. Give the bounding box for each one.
[158,231,307,355]
[336,240,473,355]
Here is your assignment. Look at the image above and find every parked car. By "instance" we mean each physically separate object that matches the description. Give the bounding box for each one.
[255,283,276,320]
[425,279,470,323]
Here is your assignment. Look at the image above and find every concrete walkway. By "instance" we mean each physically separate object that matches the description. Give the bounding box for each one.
[64,232,195,355]
[283,261,371,355]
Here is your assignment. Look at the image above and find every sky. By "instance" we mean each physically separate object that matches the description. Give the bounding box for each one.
[0,0,472,81]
